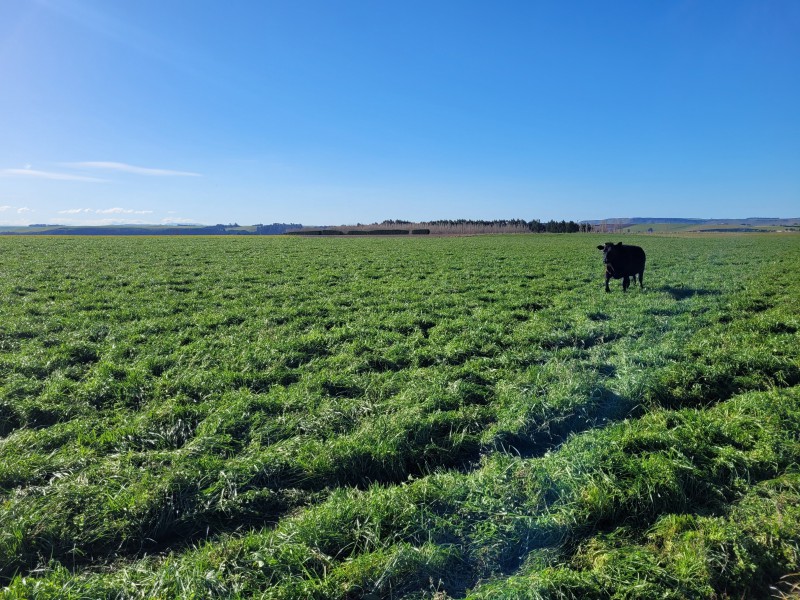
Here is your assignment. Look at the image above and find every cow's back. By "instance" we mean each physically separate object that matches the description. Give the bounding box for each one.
[628,245,645,269]
[616,245,646,275]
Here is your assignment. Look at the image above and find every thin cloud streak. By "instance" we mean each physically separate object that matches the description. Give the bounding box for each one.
[0,205,34,224]
[58,207,154,215]
[57,218,160,226]
[0,168,105,182]
[96,207,154,214]
[69,162,201,177]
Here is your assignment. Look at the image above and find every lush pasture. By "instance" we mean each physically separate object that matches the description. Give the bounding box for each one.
[1,234,799,599]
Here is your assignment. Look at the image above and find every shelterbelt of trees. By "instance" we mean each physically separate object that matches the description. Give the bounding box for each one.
[296,219,592,235]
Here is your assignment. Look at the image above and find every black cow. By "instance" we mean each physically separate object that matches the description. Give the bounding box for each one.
[597,242,646,292]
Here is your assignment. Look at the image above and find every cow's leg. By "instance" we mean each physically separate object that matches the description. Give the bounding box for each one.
[623,276,630,291]
[638,271,644,289]
[605,273,611,293]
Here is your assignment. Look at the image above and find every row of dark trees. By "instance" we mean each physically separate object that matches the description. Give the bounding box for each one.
[528,220,593,233]
[380,219,592,234]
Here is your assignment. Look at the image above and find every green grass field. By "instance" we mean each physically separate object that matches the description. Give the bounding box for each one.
[1,234,799,599]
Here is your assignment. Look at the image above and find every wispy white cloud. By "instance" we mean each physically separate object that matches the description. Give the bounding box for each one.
[57,217,157,226]
[96,207,154,214]
[58,207,153,215]
[0,204,34,225]
[68,162,201,177]
[0,168,105,182]
[0,205,33,213]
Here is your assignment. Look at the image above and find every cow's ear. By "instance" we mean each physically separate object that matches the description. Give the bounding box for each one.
[597,245,604,250]
[616,242,623,246]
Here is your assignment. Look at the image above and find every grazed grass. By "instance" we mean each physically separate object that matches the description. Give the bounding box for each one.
[0,234,798,598]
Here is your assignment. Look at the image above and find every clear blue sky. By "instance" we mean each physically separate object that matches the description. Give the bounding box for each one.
[1,1,798,226]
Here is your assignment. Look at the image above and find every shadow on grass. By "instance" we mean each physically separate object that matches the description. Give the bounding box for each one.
[492,388,643,460]
[661,286,721,301]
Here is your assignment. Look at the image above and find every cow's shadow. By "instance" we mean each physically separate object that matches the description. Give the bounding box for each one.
[661,286,721,301]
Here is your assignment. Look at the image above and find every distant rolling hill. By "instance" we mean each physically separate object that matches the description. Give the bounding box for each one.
[586,217,800,233]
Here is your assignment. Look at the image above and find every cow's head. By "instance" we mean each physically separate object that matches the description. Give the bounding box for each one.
[596,242,623,266]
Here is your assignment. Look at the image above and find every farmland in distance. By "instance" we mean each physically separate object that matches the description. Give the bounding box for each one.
[1,234,799,598]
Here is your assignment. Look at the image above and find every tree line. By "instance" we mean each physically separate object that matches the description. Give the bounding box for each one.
[378,219,592,234]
